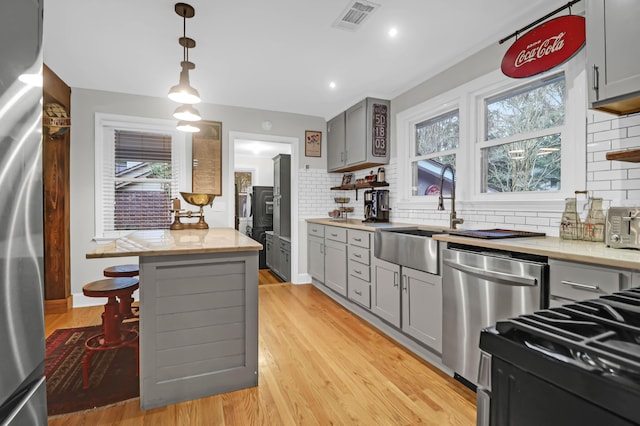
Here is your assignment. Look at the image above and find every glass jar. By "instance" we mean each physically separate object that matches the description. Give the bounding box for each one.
[560,197,580,240]
[584,197,605,242]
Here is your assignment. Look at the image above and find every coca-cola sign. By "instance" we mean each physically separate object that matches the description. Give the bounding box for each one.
[501,15,585,78]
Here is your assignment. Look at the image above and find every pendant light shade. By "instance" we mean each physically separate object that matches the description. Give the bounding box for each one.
[176,120,200,133]
[168,2,203,132]
[173,103,201,121]
[168,62,201,104]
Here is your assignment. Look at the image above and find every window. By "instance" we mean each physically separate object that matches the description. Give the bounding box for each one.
[396,54,586,210]
[411,111,459,196]
[480,74,564,193]
[95,114,187,239]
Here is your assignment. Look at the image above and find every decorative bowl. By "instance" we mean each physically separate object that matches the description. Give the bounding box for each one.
[180,192,216,207]
[334,197,350,203]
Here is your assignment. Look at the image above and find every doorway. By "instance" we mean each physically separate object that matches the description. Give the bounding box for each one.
[228,131,298,282]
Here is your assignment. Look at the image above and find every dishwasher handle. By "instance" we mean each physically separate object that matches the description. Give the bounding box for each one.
[444,258,538,287]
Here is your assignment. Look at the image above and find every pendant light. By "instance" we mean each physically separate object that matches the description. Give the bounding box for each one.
[173,103,201,121]
[168,3,201,105]
[176,120,201,133]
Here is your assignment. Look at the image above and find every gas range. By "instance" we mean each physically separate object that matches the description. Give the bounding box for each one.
[478,288,640,426]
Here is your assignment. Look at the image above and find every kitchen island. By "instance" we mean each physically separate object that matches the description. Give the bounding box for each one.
[86,228,262,410]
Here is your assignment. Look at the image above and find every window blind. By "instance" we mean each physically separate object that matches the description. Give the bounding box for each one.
[102,129,179,235]
[114,130,172,162]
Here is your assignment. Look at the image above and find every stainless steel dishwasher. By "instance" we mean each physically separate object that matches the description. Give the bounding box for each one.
[442,244,548,388]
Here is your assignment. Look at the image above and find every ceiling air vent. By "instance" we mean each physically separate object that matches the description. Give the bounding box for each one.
[332,0,380,31]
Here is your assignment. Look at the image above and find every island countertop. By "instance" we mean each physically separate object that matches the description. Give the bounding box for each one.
[86,228,262,259]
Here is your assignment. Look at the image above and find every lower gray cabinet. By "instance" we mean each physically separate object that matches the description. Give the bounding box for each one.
[401,267,442,353]
[372,257,401,327]
[324,238,347,296]
[308,234,325,283]
[323,227,348,296]
[266,233,274,271]
[279,238,291,282]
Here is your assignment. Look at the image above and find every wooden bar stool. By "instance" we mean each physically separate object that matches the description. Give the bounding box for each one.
[81,277,140,389]
[103,264,139,319]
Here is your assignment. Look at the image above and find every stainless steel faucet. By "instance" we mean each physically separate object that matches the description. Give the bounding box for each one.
[437,164,464,229]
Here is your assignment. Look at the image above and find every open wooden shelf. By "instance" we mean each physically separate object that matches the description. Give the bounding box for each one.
[606,148,640,162]
[330,181,390,191]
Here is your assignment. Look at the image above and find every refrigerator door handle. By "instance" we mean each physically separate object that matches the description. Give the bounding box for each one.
[3,377,46,425]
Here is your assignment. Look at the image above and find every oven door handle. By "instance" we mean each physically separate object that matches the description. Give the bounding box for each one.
[444,259,538,286]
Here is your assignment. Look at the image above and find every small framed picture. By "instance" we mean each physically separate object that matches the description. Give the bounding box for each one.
[341,173,354,186]
[305,130,322,157]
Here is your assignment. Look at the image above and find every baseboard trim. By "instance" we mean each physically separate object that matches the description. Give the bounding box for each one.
[44,296,73,314]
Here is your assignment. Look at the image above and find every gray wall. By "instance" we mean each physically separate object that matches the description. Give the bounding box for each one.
[71,88,325,304]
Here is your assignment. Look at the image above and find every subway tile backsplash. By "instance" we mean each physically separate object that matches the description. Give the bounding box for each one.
[298,110,640,237]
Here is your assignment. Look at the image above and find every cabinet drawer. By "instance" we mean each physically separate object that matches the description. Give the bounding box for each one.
[348,245,370,265]
[265,233,273,243]
[348,230,370,248]
[279,238,290,251]
[348,275,371,309]
[549,259,631,303]
[325,226,347,243]
[308,223,324,237]
[348,260,370,282]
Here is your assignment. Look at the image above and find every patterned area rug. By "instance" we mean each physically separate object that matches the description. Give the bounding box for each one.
[45,322,139,416]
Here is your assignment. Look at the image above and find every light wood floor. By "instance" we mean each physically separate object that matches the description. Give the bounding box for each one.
[46,280,476,425]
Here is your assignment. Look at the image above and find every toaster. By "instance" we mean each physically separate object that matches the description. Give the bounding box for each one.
[606,207,640,248]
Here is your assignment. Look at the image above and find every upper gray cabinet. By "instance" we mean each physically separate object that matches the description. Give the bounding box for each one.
[587,0,640,115]
[327,97,390,172]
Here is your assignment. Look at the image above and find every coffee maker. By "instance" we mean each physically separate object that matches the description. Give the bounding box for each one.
[363,189,389,222]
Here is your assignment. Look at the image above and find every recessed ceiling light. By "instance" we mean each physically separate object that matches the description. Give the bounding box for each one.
[388,27,398,37]
[329,81,336,89]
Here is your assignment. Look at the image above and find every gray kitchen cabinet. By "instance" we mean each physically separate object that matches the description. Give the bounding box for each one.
[347,230,373,309]
[279,238,291,282]
[549,258,632,307]
[308,236,325,284]
[273,154,291,238]
[266,232,280,278]
[372,257,401,327]
[401,266,442,353]
[587,0,640,115]
[327,112,346,171]
[265,232,274,270]
[324,226,348,296]
[327,97,390,173]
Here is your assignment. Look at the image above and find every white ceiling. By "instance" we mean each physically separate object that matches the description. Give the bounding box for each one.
[43,0,563,120]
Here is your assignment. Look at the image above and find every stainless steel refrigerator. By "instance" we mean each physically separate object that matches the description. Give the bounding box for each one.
[250,186,273,269]
[0,0,47,424]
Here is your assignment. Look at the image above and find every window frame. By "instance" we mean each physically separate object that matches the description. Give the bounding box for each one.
[397,92,467,208]
[94,113,189,240]
[396,52,586,212]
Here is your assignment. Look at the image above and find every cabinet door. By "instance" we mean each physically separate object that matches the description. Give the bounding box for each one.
[345,99,366,166]
[588,0,640,105]
[273,156,281,196]
[271,235,280,277]
[324,239,347,296]
[308,235,325,283]
[280,244,291,282]
[371,258,401,327]
[327,112,346,171]
[273,196,281,235]
[266,236,273,269]
[401,267,442,353]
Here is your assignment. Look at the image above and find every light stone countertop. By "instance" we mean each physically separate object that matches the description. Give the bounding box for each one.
[433,234,640,270]
[305,218,442,232]
[86,228,263,259]
[305,218,640,270]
